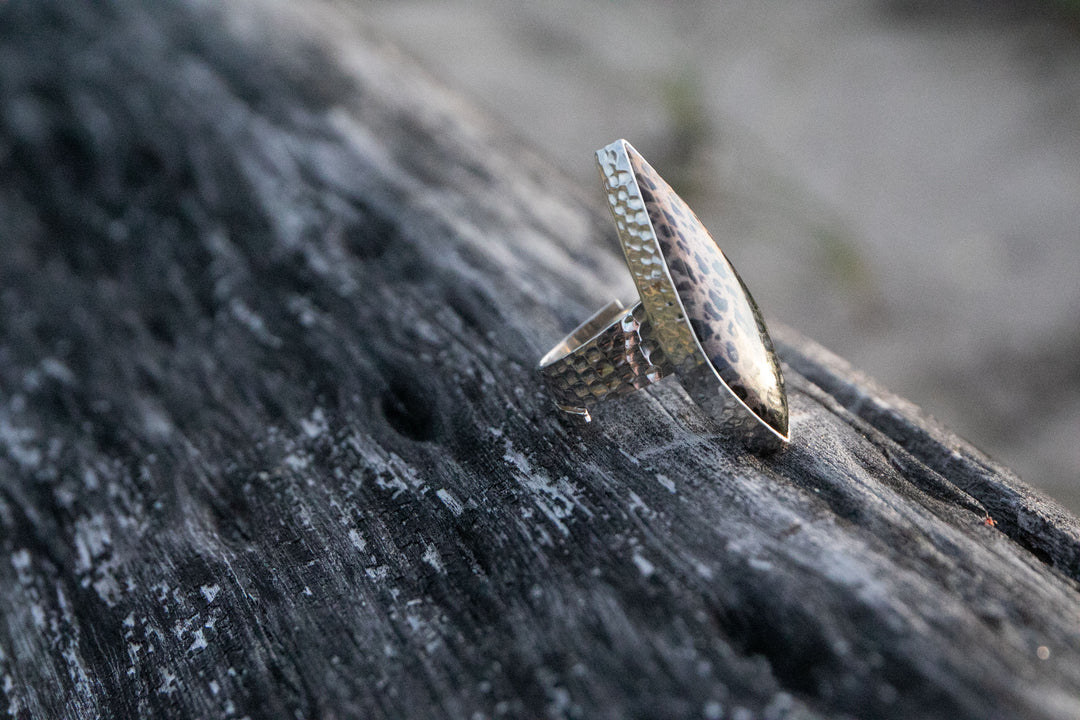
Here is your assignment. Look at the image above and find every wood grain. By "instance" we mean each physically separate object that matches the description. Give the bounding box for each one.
[0,2,1078,718]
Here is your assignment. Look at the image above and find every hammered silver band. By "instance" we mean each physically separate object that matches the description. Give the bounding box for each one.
[537,300,784,451]
[537,300,672,421]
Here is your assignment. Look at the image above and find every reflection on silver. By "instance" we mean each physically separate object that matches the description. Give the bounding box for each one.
[539,140,788,451]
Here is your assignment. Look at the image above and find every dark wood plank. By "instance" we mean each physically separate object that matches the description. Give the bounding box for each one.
[0,2,1078,718]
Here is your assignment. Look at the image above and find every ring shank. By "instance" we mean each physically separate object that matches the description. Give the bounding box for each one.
[539,300,786,450]
[538,300,673,419]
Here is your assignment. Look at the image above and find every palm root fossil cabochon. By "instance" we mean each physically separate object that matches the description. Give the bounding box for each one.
[627,147,789,438]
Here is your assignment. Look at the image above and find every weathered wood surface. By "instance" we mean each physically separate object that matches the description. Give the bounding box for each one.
[1,1,1079,718]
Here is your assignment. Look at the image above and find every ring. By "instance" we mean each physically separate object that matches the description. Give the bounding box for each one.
[538,139,789,451]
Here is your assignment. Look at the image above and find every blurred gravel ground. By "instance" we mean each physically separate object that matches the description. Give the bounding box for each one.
[357,0,1080,511]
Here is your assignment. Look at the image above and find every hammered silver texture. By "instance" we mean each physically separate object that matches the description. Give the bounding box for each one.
[540,139,788,447]
[627,145,788,439]
[596,141,702,371]
[679,363,787,453]
[538,301,672,418]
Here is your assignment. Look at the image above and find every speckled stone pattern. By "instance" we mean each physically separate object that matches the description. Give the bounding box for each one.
[539,302,671,415]
[628,150,789,438]
[596,143,702,371]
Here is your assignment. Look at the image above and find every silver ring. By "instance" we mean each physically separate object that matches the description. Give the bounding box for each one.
[538,139,789,451]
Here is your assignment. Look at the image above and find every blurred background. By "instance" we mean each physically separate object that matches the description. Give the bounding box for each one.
[357,0,1080,510]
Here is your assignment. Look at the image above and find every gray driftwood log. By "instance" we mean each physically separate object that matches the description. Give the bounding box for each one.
[2,2,1080,718]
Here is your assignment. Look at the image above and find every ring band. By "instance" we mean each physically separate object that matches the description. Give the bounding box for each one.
[538,140,790,452]
[538,300,672,421]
